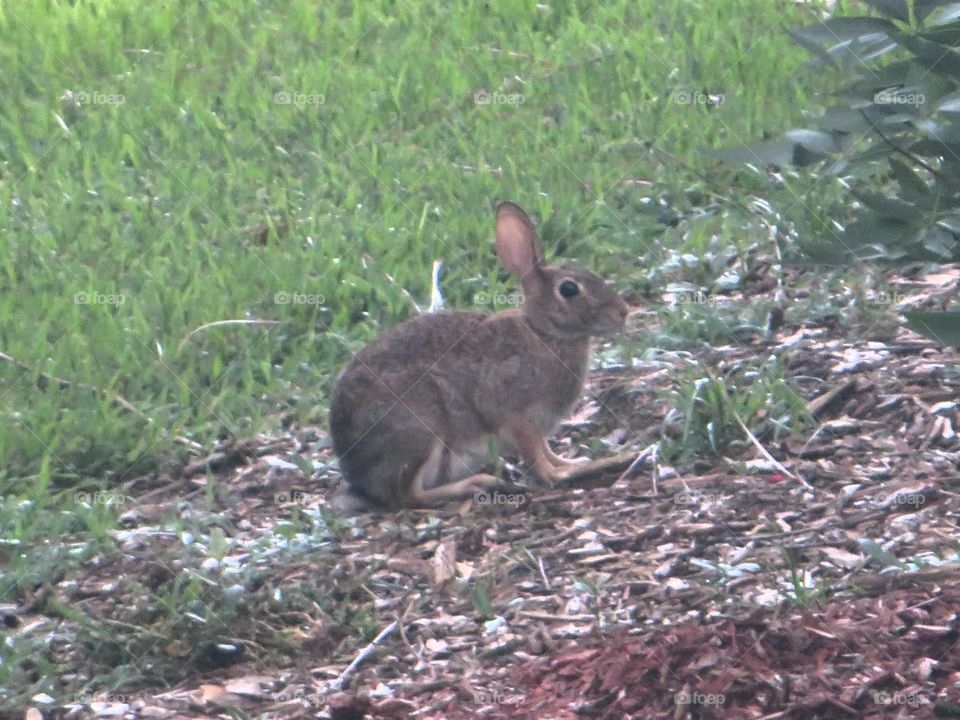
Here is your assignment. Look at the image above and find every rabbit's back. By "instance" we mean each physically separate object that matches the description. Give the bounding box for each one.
[333,310,588,424]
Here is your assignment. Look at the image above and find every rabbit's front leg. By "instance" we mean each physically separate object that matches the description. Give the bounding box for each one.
[510,422,633,488]
[508,421,577,486]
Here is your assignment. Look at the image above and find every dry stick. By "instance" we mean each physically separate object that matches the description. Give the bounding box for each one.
[738,506,882,542]
[805,379,858,420]
[330,620,399,692]
[842,565,960,592]
[537,555,551,589]
[651,442,660,494]
[762,219,787,340]
[524,549,551,590]
[394,603,420,670]
[732,411,813,490]
[1,349,204,451]
[177,319,283,351]
[617,442,658,485]
[737,523,840,542]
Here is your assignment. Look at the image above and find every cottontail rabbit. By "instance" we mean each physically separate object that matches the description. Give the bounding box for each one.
[329,202,629,510]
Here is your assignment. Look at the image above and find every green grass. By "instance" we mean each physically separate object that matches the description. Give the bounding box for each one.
[662,358,812,462]
[0,0,830,492]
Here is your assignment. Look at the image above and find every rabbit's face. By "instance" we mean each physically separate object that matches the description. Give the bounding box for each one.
[495,201,629,340]
[525,265,629,339]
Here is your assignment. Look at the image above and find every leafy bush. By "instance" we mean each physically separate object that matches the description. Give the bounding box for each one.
[716,1,960,345]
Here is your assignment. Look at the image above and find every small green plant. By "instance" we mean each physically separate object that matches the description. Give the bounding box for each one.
[572,572,612,635]
[468,580,495,620]
[653,298,771,347]
[663,359,810,462]
[782,550,830,609]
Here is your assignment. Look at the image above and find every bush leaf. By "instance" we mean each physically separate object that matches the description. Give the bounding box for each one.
[903,310,960,347]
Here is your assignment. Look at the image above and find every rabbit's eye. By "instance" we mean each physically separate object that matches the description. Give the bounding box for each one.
[558,280,580,299]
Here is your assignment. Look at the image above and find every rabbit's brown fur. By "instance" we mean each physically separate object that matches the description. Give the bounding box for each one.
[329,202,629,510]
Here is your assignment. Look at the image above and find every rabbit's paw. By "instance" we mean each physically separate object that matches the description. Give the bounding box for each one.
[544,445,591,470]
[555,456,591,468]
[466,473,502,493]
[330,485,376,515]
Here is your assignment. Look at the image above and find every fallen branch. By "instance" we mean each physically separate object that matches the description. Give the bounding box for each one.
[618,443,658,484]
[806,379,857,420]
[329,620,399,692]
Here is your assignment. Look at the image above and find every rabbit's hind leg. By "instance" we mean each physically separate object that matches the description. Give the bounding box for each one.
[407,438,501,507]
[335,420,440,510]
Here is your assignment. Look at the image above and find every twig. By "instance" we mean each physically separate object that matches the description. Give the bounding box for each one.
[329,620,399,692]
[450,162,505,175]
[394,603,420,668]
[839,566,960,592]
[699,366,811,490]
[617,443,657,485]
[383,273,423,313]
[745,502,916,543]
[762,219,787,339]
[177,319,283,350]
[805,379,857,420]
[737,523,841,542]
[733,411,813,489]
[524,549,551,590]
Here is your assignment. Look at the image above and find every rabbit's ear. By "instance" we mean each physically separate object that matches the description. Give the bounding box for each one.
[496,202,545,279]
